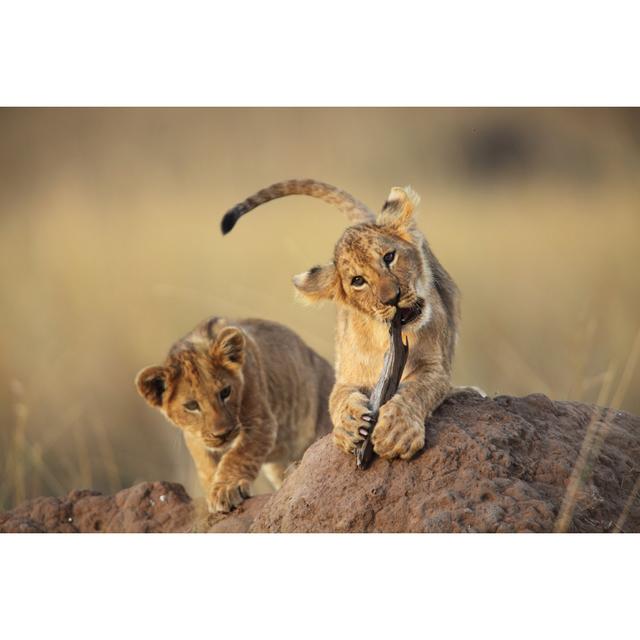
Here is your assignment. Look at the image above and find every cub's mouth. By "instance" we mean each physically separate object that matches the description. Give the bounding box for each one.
[204,425,239,449]
[398,298,425,325]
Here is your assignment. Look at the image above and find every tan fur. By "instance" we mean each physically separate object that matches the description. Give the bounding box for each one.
[222,180,459,462]
[294,187,460,460]
[135,317,334,512]
[221,179,376,234]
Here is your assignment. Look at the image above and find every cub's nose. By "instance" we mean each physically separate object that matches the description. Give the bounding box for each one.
[382,289,401,307]
[212,425,233,438]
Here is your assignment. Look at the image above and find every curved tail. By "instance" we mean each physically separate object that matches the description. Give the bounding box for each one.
[220,179,375,235]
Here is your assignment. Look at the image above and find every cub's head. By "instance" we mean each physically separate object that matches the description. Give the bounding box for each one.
[293,187,431,328]
[135,327,246,450]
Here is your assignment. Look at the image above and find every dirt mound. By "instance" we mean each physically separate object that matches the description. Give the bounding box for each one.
[0,481,195,533]
[193,495,272,533]
[2,393,638,533]
[0,478,272,533]
[250,392,640,532]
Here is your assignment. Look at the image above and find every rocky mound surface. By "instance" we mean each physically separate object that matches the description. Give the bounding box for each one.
[251,392,640,532]
[0,481,195,533]
[2,392,638,533]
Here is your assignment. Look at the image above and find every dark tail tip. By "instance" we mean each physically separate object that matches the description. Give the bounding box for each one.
[220,211,237,235]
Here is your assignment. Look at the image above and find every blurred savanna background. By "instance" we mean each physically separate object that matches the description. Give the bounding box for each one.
[0,108,638,510]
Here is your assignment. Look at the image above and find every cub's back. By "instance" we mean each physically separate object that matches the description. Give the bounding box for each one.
[237,318,334,445]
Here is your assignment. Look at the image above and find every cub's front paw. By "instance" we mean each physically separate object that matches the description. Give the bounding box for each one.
[332,391,373,454]
[207,479,251,513]
[371,397,425,460]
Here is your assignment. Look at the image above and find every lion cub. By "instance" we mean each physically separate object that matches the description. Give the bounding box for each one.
[135,317,334,512]
[222,180,460,463]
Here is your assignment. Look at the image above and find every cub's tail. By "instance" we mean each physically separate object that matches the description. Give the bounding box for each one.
[220,179,375,235]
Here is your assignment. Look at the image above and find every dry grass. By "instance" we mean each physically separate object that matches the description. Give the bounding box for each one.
[1,108,638,511]
[554,328,640,532]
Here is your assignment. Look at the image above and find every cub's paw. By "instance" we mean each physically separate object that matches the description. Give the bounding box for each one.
[207,479,251,513]
[371,397,425,460]
[332,391,373,454]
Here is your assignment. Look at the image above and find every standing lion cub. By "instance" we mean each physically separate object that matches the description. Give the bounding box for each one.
[135,316,334,512]
[222,179,460,463]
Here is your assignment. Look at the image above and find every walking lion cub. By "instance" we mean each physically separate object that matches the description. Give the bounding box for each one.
[135,316,334,512]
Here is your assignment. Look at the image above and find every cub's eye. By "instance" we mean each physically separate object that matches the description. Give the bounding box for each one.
[351,276,366,287]
[219,386,231,401]
[383,251,396,265]
[184,400,200,412]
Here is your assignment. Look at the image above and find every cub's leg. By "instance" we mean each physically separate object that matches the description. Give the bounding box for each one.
[329,383,374,454]
[262,462,286,490]
[372,364,450,461]
[183,431,219,494]
[209,419,277,513]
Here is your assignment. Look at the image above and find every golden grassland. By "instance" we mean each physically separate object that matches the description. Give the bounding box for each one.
[0,108,638,510]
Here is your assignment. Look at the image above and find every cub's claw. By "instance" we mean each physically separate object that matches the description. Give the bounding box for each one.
[208,479,252,513]
[371,397,425,460]
[332,391,372,454]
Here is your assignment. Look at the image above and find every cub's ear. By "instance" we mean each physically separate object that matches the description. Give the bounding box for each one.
[211,327,245,370]
[377,186,421,233]
[293,263,339,304]
[135,365,167,407]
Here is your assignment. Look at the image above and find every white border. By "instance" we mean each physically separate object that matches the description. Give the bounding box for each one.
[1,1,638,105]
[1,534,638,639]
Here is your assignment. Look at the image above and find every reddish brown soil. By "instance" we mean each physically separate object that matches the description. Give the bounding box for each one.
[0,481,194,533]
[2,392,638,533]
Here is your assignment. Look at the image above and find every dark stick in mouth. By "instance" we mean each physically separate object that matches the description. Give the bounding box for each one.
[355,310,409,469]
